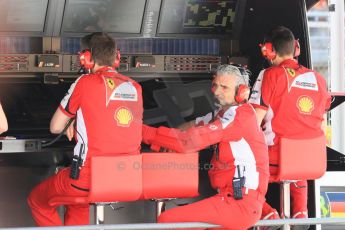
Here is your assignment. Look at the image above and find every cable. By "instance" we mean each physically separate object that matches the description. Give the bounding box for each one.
[41,119,74,148]
[74,125,85,147]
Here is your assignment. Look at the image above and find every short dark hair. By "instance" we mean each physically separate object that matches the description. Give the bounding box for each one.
[82,32,116,67]
[80,34,93,50]
[267,26,295,56]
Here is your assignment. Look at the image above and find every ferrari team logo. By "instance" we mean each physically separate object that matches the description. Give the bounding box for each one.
[297,96,314,114]
[115,107,133,127]
[287,68,296,77]
[106,78,115,89]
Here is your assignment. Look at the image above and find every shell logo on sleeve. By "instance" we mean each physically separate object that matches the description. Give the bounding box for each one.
[296,96,314,114]
[114,107,133,127]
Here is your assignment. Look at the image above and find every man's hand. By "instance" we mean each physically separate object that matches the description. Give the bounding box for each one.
[66,119,75,141]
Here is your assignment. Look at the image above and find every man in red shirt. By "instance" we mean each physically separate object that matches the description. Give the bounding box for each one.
[27,32,143,226]
[249,26,331,230]
[143,64,269,230]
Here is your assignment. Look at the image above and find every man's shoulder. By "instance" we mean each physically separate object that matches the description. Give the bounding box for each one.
[70,74,91,86]
[298,67,327,86]
[78,73,95,81]
[220,104,256,129]
[74,73,103,88]
[264,66,286,76]
[311,69,327,83]
[237,103,256,114]
[223,104,255,120]
[115,73,141,88]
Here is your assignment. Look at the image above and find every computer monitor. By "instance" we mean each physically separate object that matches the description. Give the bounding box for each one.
[62,0,146,35]
[0,0,48,32]
[157,0,245,38]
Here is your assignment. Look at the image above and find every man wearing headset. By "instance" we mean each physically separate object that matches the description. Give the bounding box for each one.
[27,32,143,226]
[143,64,269,230]
[249,26,331,230]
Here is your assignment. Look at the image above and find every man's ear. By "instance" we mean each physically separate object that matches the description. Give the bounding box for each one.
[114,49,121,68]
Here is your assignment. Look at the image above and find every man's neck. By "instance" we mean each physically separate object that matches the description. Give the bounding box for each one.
[273,55,294,66]
[92,64,106,73]
[222,103,237,111]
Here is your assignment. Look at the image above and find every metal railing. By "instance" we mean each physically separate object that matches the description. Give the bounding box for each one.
[1,218,345,230]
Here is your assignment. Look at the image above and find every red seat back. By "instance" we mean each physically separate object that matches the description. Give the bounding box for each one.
[278,136,326,181]
[88,155,143,203]
[141,152,199,199]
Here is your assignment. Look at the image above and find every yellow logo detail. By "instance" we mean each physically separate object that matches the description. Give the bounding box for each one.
[297,96,314,114]
[106,78,115,89]
[115,107,133,127]
[287,68,296,77]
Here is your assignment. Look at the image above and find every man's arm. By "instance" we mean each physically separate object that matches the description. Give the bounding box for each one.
[254,107,267,126]
[50,108,73,134]
[52,76,84,136]
[248,70,268,125]
[177,120,195,131]
[142,120,196,146]
[321,113,327,133]
[143,110,242,153]
[143,121,224,153]
[0,103,8,134]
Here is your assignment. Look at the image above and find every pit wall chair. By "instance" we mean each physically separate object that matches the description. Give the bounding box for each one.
[277,136,326,230]
[48,152,199,225]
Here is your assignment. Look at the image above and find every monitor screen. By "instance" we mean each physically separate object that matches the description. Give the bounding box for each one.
[0,0,48,32]
[158,0,238,35]
[62,0,146,34]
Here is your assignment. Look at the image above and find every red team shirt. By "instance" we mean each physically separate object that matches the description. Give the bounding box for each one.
[59,67,143,166]
[193,104,269,196]
[143,103,269,196]
[249,59,331,163]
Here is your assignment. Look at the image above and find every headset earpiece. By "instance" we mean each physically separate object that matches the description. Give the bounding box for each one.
[79,50,94,70]
[230,64,250,104]
[79,49,121,70]
[113,50,121,68]
[259,42,276,61]
[294,39,300,57]
[260,40,300,60]
[235,84,250,104]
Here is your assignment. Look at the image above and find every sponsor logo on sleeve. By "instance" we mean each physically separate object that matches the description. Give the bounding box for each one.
[110,82,138,102]
[290,72,319,91]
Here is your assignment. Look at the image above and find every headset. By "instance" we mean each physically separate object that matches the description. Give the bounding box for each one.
[79,49,121,70]
[212,64,250,106]
[234,65,250,104]
[235,84,250,104]
[259,39,300,61]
